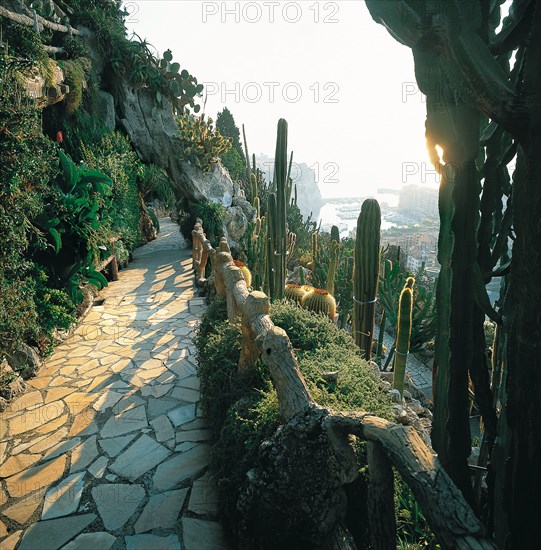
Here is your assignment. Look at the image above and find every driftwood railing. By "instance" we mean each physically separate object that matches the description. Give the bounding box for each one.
[0,2,80,36]
[192,220,496,550]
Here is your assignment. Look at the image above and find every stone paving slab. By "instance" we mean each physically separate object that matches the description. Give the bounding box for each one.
[0,220,229,549]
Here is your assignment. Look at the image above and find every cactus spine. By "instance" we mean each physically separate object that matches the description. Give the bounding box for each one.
[393,277,414,397]
[353,199,381,361]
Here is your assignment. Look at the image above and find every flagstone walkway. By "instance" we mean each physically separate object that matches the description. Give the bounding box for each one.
[0,220,228,550]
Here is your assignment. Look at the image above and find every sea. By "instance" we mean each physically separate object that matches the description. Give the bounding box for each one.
[318,192,401,237]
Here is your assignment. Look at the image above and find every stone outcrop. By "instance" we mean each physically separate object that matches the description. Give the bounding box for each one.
[117,85,236,204]
[20,64,69,108]
[6,343,42,380]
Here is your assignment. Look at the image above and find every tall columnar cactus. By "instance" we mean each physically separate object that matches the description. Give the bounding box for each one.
[266,192,277,298]
[250,173,258,204]
[327,225,340,295]
[375,259,392,365]
[330,225,340,244]
[353,199,381,361]
[311,232,319,272]
[326,242,339,295]
[267,119,289,300]
[393,277,414,397]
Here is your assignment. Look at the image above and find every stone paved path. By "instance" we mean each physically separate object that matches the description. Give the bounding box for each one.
[381,331,433,398]
[0,220,228,550]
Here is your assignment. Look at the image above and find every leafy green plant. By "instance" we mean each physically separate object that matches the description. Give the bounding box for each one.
[138,163,176,209]
[58,58,91,113]
[81,131,143,252]
[33,272,76,354]
[0,48,57,357]
[190,200,226,246]
[396,483,439,549]
[33,150,112,301]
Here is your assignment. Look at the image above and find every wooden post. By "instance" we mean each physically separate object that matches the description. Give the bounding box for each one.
[222,264,246,322]
[109,256,119,281]
[213,251,231,298]
[239,291,270,374]
[367,441,396,550]
[259,326,314,422]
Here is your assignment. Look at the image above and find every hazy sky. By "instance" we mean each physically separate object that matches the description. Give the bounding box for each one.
[125,1,437,198]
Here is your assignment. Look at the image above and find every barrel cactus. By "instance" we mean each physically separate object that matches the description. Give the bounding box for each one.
[285,283,307,304]
[302,288,337,320]
[233,260,252,288]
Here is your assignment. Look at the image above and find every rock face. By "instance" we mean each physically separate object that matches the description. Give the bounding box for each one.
[95,90,115,131]
[117,86,235,204]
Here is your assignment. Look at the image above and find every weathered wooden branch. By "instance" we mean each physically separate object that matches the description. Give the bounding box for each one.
[0,5,80,35]
[324,412,496,550]
[191,221,213,287]
[190,223,497,550]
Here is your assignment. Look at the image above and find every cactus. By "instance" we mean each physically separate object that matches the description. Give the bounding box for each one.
[311,232,318,270]
[392,277,414,397]
[299,264,306,286]
[367,0,541,540]
[330,225,340,244]
[326,225,341,295]
[285,283,306,304]
[233,260,252,288]
[302,288,337,320]
[352,199,381,361]
[250,173,258,204]
[265,119,289,300]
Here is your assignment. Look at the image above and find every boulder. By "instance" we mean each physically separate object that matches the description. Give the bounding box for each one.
[286,266,313,285]
[0,359,26,408]
[224,206,248,243]
[7,344,41,380]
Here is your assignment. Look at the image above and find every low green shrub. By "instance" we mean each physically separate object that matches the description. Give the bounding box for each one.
[270,299,351,352]
[196,296,392,545]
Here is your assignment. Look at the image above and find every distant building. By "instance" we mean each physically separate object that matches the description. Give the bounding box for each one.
[398,185,438,219]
